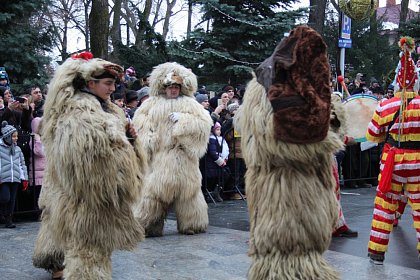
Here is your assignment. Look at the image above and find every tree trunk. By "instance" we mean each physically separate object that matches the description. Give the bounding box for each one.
[62,20,68,61]
[135,0,153,48]
[399,0,409,27]
[84,0,91,52]
[308,0,327,35]
[110,0,122,49]
[162,0,177,39]
[187,0,192,38]
[89,0,109,58]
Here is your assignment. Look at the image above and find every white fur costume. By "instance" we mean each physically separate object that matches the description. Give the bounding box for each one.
[132,62,213,236]
[235,78,342,279]
[32,57,147,280]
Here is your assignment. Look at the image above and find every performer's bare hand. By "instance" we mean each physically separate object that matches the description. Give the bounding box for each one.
[126,123,138,140]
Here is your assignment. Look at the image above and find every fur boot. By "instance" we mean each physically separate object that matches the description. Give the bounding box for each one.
[175,191,208,234]
[136,196,169,237]
[248,251,339,280]
[32,212,65,272]
[64,245,112,280]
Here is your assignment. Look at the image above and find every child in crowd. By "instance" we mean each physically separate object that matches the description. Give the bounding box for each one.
[203,122,229,202]
[0,121,28,228]
[29,117,45,216]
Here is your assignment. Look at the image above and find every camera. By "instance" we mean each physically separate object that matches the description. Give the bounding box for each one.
[15,97,26,103]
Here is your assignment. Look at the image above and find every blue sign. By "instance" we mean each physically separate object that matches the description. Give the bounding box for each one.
[338,38,352,48]
[341,14,351,39]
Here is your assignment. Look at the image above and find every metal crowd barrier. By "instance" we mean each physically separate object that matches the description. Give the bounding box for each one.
[201,137,381,204]
[340,143,381,188]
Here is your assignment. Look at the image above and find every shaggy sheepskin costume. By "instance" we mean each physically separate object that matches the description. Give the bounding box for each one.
[235,26,342,279]
[132,62,213,236]
[32,54,147,280]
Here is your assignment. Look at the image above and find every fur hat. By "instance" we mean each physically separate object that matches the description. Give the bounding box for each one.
[255,25,331,144]
[137,87,150,102]
[72,52,124,82]
[196,94,208,103]
[149,62,197,97]
[227,103,240,113]
[43,53,126,124]
[1,121,16,144]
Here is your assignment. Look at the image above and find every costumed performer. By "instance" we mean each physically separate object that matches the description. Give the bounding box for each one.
[32,52,147,279]
[132,62,213,236]
[366,36,420,264]
[235,25,342,279]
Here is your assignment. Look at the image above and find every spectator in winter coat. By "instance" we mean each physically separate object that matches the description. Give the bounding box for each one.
[202,122,229,202]
[0,121,28,228]
[29,117,45,212]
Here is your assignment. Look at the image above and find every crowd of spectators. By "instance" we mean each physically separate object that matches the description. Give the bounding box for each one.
[1,64,386,221]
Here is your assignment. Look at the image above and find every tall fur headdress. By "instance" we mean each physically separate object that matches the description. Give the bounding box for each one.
[255,25,331,144]
[149,62,197,97]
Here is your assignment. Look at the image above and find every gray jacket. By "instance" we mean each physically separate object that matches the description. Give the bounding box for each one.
[0,139,28,183]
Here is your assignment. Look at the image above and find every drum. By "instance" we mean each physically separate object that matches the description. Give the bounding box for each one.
[342,94,379,142]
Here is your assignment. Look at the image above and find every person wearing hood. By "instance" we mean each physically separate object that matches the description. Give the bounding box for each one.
[0,121,28,229]
[132,62,213,237]
[32,52,147,280]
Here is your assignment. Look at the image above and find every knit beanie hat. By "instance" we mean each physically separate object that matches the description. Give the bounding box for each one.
[137,86,150,102]
[196,93,208,104]
[212,121,221,131]
[1,121,17,146]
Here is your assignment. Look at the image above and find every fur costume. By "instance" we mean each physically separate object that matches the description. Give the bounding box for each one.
[132,62,213,236]
[32,55,147,280]
[235,26,342,279]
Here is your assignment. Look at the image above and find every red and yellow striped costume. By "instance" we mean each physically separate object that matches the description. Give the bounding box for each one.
[366,91,420,257]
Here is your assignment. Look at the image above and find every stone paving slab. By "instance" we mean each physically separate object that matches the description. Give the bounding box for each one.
[0,220,419,280]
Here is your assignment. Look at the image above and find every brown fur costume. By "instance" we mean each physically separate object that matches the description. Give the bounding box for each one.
[32,57,147,280]
[256,26,331,144]
[235,26,342,279]
[132,62,213,236]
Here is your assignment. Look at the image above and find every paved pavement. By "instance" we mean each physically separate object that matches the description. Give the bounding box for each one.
[1,186,419,279]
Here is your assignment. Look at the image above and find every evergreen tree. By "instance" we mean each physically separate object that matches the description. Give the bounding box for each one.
[0,0,52,88]
[114,24,168,81]
[169,0,301,89]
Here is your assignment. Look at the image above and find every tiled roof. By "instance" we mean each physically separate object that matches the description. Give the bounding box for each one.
[377,4,418,25]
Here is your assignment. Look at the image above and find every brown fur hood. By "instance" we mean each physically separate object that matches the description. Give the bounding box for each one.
[255,26,331,144]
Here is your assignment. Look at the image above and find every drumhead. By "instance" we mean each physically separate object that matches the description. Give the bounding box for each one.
[342,94,379,142]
